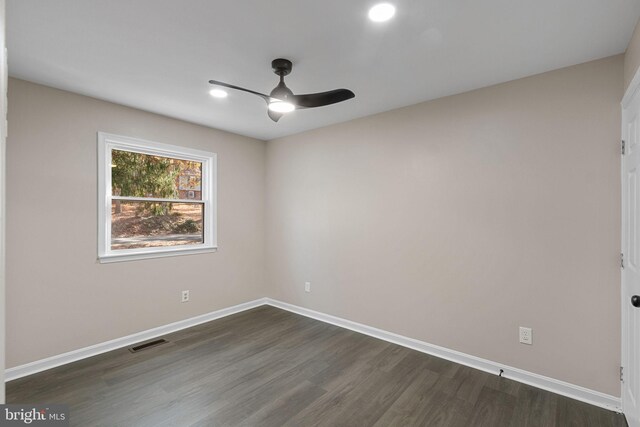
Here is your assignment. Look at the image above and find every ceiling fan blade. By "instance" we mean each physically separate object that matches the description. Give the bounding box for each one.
[292,89,355,108]
[208,79,270,102]
[267,109,283,122]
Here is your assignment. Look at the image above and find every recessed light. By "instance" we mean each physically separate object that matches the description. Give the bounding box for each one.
[268,101,295,113]
[209,88,228,98]
[368,3,396,22]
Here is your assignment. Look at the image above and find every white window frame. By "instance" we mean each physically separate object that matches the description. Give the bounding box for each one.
[97,132,217,263]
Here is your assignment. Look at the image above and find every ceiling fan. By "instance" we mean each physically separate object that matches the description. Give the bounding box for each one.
[208,58,355,122]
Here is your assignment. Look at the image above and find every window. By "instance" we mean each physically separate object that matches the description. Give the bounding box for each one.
[98,132,217,262]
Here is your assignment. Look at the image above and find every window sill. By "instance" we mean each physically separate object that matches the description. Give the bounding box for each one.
[98,246,218,264]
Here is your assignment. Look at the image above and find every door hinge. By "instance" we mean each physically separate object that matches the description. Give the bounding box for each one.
[621,366,624,382]
[622,140,626,155]
[621,253,625,269]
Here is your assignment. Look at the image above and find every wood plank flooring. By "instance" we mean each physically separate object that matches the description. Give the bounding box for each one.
[7,306,628,427]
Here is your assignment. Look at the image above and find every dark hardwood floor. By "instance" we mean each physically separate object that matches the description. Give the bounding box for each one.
[7,306,627,427]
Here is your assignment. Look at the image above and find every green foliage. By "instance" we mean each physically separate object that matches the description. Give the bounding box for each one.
[111,150,178,215]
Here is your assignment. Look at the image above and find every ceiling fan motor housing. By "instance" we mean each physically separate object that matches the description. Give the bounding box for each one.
[270,81,294,101]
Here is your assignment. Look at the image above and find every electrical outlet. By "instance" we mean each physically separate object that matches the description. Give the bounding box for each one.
[305,282,311,293]
[181,290,190,303]
[519,327,532,345]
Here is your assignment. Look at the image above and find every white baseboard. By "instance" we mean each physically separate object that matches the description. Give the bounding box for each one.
[5,298,268,382]
[264,298,622,413]
[5,296,621,413]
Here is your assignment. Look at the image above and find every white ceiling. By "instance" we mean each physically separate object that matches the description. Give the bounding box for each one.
[7,0,640,141]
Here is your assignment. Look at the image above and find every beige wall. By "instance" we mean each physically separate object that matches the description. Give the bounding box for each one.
[6,78,266,368]
[266,55,623,396]
[625,18,640,92]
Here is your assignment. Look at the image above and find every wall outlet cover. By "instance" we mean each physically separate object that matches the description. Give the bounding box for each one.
[519,326,532,345]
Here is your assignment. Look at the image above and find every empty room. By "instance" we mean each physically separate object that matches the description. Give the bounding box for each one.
[2,0,640,426]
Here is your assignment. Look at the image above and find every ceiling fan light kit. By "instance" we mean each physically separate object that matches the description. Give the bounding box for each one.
[268,101,295,113]
[209,58,355,123]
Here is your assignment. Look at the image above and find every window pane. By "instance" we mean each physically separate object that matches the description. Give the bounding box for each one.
[111,149,202,200]
[111,201,204,250]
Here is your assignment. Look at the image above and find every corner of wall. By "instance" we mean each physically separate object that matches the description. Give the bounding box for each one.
[624,17,640,93]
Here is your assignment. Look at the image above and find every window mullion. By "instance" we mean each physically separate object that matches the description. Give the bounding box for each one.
[112,196,205,204]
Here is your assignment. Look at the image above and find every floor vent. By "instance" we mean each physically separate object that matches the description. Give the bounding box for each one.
[128,338,168,353]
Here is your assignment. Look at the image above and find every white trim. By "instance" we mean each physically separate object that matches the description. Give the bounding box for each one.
[5,297,621,413]
[264,299,622,412]
[97,132,217,263]
[621,64,640,424]
[97,246,218,263]
[5,298,267,382]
